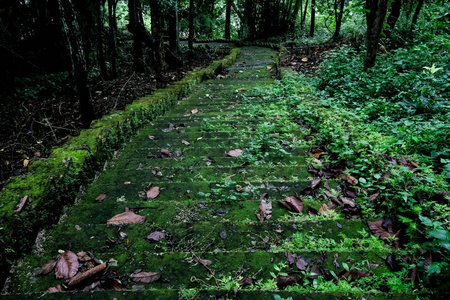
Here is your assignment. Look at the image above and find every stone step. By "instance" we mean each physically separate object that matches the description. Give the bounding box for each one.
[11,250,395,294]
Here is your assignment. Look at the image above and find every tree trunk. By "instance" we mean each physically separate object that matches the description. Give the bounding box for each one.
[245,0,256,39]
[301,0,309,31]
[209,0,215,38]
[95,0,107,78]
[310,0,315,37]
[289,0,302,32]
[410,0,424,31]
[364,0,389,68]
[149,0,165,80]
[58,0,94,128]
[168,0,180,52]
[107,0,118,78]
[189,0,194,54]
[387,0,402,31]
[225,0,232,39]
[128,0,144,72]
[332,0,345,40]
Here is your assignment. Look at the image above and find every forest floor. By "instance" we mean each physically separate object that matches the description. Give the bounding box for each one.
[0,46,230,189]
[2,46,424,299]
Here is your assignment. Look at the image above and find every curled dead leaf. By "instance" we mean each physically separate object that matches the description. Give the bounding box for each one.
[95,194,106,202]
[146,186,160,199]
[279,195,303,213]
[15,195,29,213]
[55,251,79,279]
[182,140,190,146]
[107,207,146,225]
[38,259,57,276]
[161,149,172,158]
[130,272,161,283]
[191,108,199,114]
[276,276,299,289]
[338,173,358,185]
[68,262,107,286]
[199,259,212,267]
[340,269,372,281]
[47,285,65,293]
[227,149,243,157]
[255,199,272,222]
[147,231,166,242]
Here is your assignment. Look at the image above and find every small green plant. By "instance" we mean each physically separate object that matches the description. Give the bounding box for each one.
[179,288,199,300]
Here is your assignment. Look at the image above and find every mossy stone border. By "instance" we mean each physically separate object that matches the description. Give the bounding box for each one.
[0,48,241,285]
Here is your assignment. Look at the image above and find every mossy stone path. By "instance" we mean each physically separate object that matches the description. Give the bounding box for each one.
[4,47,411,299]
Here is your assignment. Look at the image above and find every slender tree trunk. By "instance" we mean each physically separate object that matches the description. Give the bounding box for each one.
[95,0,107,78]
[225,0,232,39]
[245,0,256,39]
[310,0,315,37]
[289,0,302,32]
[149,0,165,80]
[386,0,402,39]
[58,0,94,128]
[189,0,194,54]
[209,0,215,38]
[364,0,389,68]
[107,0,118,78]
[168,0,180,52]
[128,0,144,72]
[332,0,345,40]
[301,0,309,31]
[410,0,424,31]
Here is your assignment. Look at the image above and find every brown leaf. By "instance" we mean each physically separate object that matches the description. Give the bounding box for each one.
[339,197,356,207]
[130,272,161,283]
[338,173,358,185]
[227,149,243,157]
[279,195,303,213]
[148,135,155,140]
[239,278,254,287]
[310,178,322,189]
[276,276,299,289]
[147,231,166,242]
[146,186,160,199]
[367,262,379,270]
[369,192,380,202]
[47,285,65,293]
[296,257,308,271]
[95,194,106,202]
[323,181,331,191]
[68,262,107,286]
[340,269,372,281]
[161,149,172,158]
[15,195,29,213]
[77,251,92,262]
[55,251,79,279]
[285,251,295,265]
[199,259,212,267]
[107,207,146,225]
[367,220,391,240]
[319,203,334,216]
[191,108,199,114]
[309,148,323,158]
[182,140,190,146]
[38,259,57,276]
[255,199,272,222]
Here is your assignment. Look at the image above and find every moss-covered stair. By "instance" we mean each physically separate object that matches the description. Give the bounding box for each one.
[2,47,416,299]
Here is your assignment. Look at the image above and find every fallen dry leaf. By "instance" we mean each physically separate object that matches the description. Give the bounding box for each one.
[148,135,155,140]
[161,149,172,158]
[95,194,106,202]
[227,149,243,157]
[38,259,57,276]
[301,57,308,62]
[147,231,166,242]
[130,272,161,283]
[338,173,358,185]
[310,178,322,189]
[23,159,30,167]
[107,207,146,225]
[309,148,323,158]
[296,257,308,271]
[55,251,79,279]
[77,251,92,262]
[255,198,272,222]
[340,269,372,281]
[279,195,303,213]
[199,259,212,267]
[146,186,160,199]
[285,251,295,265]
[15,195,29,213]
[367,220,401,248]
[191,108,199,114]
[182,140,190,146]
[369,192,380,202]
[68,262,107,286]
[276,276,299,289]
[239,277,254,287]
[47,285,65,293]
[124,181,131,184]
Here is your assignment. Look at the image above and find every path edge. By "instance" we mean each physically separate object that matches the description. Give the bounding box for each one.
[0,48,241,286]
